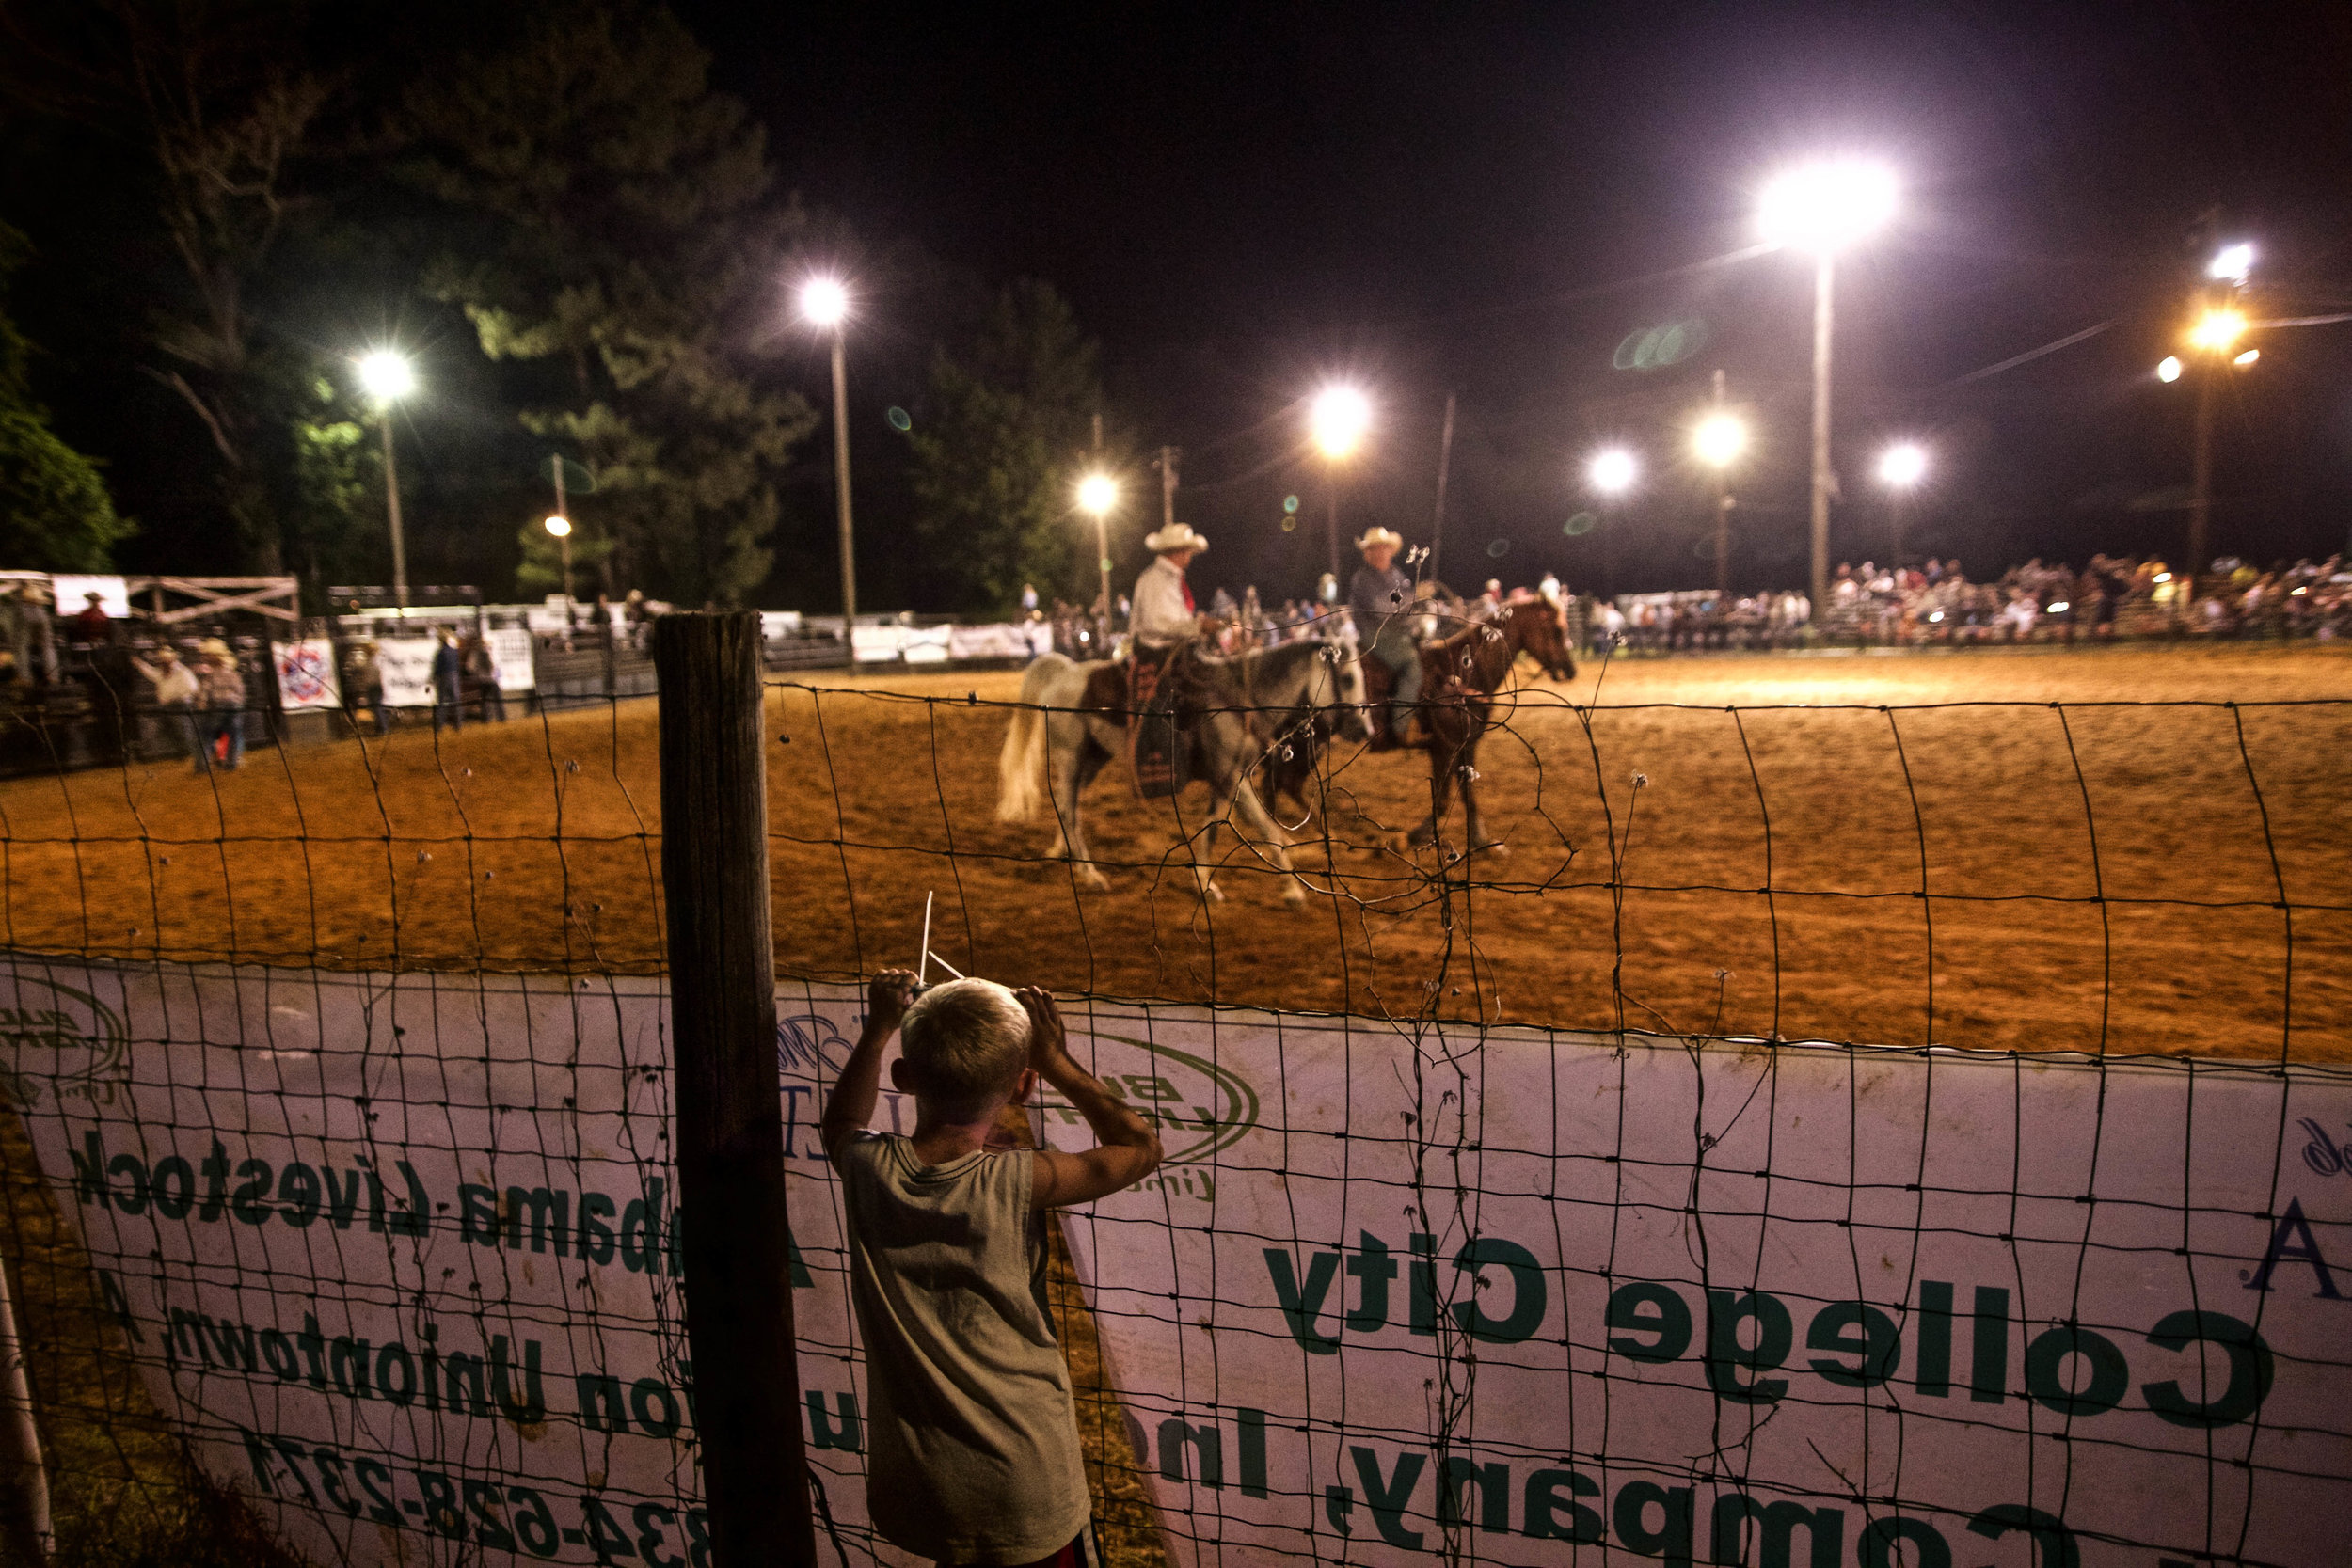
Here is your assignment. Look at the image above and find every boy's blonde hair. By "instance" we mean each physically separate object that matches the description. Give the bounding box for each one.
[898,978,1031,1119]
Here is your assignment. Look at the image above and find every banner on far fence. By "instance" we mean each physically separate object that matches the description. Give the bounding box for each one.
[488,626,536,694]
[376,637,440,707]
[270,640,342,711]
[946,623,1053,661]
[1,958,2346,1567]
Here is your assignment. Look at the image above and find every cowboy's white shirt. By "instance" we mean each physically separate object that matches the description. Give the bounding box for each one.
[1131,557,1194,648]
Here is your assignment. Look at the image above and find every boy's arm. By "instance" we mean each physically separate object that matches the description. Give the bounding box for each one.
[820,970,916,1164]
[1018,989,1163,1208]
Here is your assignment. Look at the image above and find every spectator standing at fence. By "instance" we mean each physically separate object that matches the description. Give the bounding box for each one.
[0,585,27,683]
[196,643,246,771]
[431,629,463,735]
[343,638,389,736]
[64,591,111,644]
[463,633,506,723]
[130,643,200,763]
[823,972,1162,1568]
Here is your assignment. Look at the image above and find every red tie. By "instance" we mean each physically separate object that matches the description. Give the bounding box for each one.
[1181,579,1195,614]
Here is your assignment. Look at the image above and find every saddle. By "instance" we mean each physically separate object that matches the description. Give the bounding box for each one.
[1081,646,1193,799]
[1358,631,1484,752]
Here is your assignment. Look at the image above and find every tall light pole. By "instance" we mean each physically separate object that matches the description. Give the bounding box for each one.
[1758,159,1899,613]
[357,350,417,611]
[2172,242,2256,586]
[1309,385,1372,582]
[544,514,575,626]
[800,277,857,630]
[1692,406,1748,594]
[1876,442,1928,564]
[1077,472,1118,647]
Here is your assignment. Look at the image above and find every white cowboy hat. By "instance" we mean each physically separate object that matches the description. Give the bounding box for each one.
[1145,523,1210,555]
[1354,528,1405,551]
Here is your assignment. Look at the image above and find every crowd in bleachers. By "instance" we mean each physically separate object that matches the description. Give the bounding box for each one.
[1590,553,2352,653]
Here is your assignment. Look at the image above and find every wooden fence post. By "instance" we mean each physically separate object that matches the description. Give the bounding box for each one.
[654,611,814,1566]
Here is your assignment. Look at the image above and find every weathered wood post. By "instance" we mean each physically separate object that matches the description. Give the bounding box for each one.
[0,1251,52,1562]
[654,611,814,1566]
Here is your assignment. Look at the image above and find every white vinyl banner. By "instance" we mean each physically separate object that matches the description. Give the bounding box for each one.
[376,637,441,708]
[1,958,2346,1567]
[272,640,343,711]
[489,627,537,694]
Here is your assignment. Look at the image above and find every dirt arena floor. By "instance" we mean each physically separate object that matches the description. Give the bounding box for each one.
[1,641,2344,1062]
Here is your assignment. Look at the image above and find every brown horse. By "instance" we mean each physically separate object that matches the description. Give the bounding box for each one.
[1268,594,1576,852]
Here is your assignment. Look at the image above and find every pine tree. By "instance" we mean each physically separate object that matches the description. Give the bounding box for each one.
[910,280,1107,613]
[399,0,816,606]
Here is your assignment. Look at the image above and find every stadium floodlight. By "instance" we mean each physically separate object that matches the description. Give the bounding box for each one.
[2156,356,2185,383]
[799,276,850,329]
[1756,159,1900,255]
[799,274,859,625]
[543,514,572,539]
[2187,309,2247,354]
[1877,442,1929,489]
[1692,413,1747,468]
[2208,243,2254,286]
[1587,448,1638,495]
[1757,156,1899,612]
[1308,384,1373,578]
[1077,473,1118,516]
[356,349,416,405]
[355,348,418,610]
[1308,385,1373,460]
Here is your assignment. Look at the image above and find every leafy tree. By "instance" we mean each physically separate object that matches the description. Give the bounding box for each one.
[0,225,134,569]
[909,279,1106,612]
[515,516,615,602]
[398,0,815,606]
[0,1,333,574]
[278,375,375,599]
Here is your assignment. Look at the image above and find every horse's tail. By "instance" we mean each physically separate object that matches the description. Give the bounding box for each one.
[995,655,1064,824]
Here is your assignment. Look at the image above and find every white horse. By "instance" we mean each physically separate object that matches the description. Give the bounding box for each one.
[996,638,1373,903]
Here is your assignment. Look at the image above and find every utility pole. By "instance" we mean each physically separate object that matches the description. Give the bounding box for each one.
[1428,390,1457,587]
[1710,369,1734,594]
[1090,414,1110,635]
[1155,445,1179,535]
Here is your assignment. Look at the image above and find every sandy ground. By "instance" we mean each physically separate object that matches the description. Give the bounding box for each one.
[1,641,2344,1061]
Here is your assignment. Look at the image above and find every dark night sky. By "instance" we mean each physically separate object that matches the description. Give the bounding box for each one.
[10,1,2352,609]
[695,0,2352,604]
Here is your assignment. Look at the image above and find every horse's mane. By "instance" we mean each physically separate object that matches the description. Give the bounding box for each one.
[1182,636,1341,708]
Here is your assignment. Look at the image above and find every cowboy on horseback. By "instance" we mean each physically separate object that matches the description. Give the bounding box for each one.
[1349,527,1424,743]
[1130,522,1210,650]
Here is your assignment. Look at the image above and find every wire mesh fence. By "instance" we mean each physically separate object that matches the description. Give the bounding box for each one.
[0,634,2344,1565]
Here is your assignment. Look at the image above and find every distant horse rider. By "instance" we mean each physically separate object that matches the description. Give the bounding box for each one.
[1350,528,1422,743]
[1131,522,1210,652]
[1125,522,1210,794]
